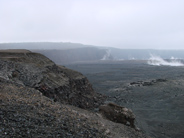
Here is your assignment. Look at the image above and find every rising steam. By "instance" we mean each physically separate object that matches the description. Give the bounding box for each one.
[147,54,184,66]
[101,49,113,60]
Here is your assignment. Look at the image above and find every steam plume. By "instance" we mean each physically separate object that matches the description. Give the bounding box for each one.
[101,49,113,60]
[147,54,184,66]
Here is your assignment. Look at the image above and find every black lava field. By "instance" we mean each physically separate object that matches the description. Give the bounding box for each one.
[66,60,184,138]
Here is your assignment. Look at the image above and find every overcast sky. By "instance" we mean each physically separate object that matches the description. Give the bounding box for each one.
[0,0,184,49]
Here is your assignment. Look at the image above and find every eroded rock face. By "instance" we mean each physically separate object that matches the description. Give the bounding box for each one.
[99,103,136,128]
[0,77,148,138]
[0,51,106,109]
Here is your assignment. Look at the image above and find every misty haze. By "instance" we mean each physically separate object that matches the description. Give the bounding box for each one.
[1,0,184,138]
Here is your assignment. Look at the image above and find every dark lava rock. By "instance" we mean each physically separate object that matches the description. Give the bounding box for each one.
[0,50,150,138]
[0,50,106,110]
[0,74,149,138]
[99,102,136,129]
[129,79,167,87]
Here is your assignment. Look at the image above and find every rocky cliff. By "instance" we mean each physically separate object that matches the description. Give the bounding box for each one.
[0,50,149,138]
[0,50,105,109]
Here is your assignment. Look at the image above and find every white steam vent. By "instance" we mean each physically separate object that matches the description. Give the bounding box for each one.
[147,54,184,66]
[101,49,113,60]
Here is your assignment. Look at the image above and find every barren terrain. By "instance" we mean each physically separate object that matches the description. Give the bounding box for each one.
[0,50,149,138]
[66,60,184,138]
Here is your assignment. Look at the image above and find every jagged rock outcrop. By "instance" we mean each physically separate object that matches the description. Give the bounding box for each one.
[129,79,167,87]
[0,50,106,109]
[99,103,136,129]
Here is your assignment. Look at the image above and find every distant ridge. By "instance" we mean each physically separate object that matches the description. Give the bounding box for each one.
[1,42,184,64]
[0,42,94,50]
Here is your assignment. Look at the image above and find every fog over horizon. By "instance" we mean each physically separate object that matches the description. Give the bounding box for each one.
[0,0,184,49]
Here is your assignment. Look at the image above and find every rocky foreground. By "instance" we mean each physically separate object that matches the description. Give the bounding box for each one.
[0,50,149,138]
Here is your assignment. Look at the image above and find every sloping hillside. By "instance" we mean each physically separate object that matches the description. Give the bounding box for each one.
[0,50,105,109]
[0,50,149,138]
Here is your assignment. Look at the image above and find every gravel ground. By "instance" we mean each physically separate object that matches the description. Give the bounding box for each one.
[0,78,149,138]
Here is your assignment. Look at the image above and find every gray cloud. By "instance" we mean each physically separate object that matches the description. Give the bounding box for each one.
[0,0,184,49]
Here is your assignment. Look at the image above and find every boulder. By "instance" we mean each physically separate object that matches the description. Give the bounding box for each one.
[99,103,136,128]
